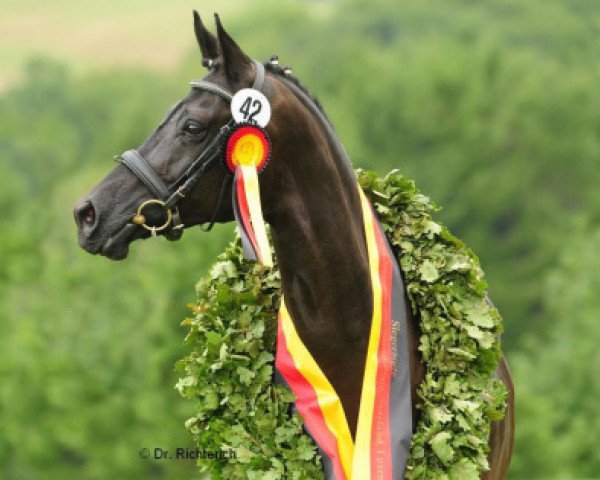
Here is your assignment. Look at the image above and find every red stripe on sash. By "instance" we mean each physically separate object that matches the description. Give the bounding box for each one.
[235,167,260,256]
[370,220,394,479]
[276,315,348,480]
[274,190,412,479]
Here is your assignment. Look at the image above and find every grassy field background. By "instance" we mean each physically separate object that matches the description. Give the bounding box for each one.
[0,0,241,91]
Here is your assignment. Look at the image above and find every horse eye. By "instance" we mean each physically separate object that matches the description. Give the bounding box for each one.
[183,121,205,135]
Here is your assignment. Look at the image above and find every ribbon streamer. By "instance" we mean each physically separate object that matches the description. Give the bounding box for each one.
[232,165,272,267]
[227,124,273,267]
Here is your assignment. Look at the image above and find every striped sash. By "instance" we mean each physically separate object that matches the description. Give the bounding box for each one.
[275,188,413,479]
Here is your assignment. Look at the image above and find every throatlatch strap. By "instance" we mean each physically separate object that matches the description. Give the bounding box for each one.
[224,62,272,267]
[275,186,413,480]
[252,60,266,91]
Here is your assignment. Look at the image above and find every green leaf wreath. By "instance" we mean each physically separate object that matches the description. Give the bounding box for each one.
[176,170,507,479]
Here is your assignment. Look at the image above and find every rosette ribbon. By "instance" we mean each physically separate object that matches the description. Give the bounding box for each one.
[226,124,273,267]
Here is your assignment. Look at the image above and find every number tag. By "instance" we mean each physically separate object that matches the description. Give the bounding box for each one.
[231,89,271,128]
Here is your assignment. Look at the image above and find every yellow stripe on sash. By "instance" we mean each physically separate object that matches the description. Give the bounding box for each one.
[278,187,392,479]
[240,165,272,267]
[351,189,384,478]
[280,299,355,478]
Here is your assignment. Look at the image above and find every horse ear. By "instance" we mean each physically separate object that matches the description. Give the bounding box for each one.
[193,10,218,60]
[214,13,252,85]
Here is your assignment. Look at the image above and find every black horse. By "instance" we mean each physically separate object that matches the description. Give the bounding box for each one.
[74,13,514,478]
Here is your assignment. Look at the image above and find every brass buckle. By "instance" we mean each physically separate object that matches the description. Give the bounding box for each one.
[132,199,173,236]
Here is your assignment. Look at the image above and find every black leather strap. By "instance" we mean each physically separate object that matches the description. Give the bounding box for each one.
[252,60,266,92]
[113,60,269,241]
[189,81,233,101]
[119,150,171,200]
[190,60,266,99]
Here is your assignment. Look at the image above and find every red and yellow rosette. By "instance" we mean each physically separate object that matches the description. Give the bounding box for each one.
[226,124,272,267]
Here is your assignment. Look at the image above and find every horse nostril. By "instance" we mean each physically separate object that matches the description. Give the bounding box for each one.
[75,201,97,229]
[84,206,95,225]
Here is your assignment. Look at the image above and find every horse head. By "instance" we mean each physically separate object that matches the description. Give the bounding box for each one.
[74,13,290,260]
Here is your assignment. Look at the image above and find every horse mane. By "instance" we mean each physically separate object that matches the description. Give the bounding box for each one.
[264,62,333,129]
[264,62,355,182]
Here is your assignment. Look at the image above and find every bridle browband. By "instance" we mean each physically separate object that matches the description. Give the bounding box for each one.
[111,60,266,244]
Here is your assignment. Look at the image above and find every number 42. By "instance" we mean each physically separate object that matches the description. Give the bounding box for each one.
[239,96,262,124]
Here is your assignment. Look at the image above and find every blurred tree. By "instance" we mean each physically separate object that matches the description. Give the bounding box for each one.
[509,222,600,478]
[0,59,230,479]
[1,0,600,477]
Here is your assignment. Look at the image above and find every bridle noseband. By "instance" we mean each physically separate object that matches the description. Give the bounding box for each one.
[112,60,266,243]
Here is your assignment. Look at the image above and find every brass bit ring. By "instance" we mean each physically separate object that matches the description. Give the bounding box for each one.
[132,199,172,233]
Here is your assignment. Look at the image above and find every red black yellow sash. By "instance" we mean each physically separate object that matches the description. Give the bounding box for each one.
[275,188,413,479]
[224,121,414,477]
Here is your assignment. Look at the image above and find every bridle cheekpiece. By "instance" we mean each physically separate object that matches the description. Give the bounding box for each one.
[111,60,267,244]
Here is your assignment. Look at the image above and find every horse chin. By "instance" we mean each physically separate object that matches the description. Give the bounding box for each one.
[100,236,131,261]
[99,223,145,261]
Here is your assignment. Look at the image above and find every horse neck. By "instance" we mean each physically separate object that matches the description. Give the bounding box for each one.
[265,78,373,350]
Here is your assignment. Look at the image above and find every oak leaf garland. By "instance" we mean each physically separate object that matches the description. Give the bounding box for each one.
[176,170,507,479]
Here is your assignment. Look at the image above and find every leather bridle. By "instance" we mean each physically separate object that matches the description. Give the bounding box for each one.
[110,60,267,244]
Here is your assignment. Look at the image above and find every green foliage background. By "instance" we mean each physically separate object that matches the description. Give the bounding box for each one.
[1,0,599,478]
